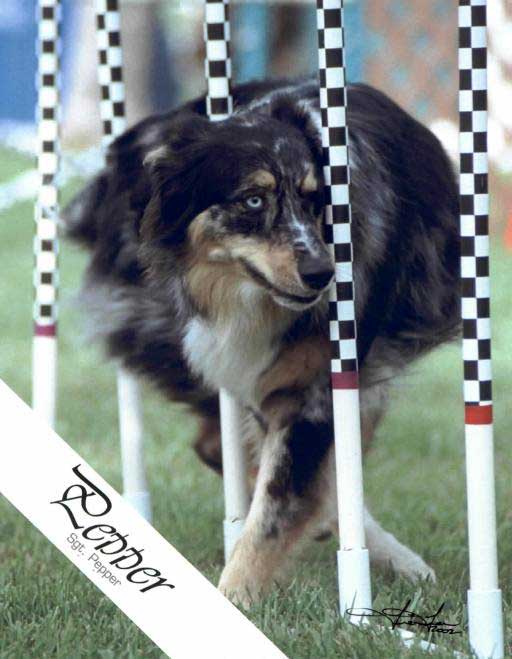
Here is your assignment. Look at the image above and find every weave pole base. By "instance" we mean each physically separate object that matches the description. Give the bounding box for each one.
[338,547,372,622]
[339,547,465,655]
[32,333,57,428]
[391,628,464,656]
[468,589,504,659]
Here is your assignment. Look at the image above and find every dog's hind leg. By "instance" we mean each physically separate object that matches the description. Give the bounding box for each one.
[359,385,436,582]
[218,416,332,608]
[363,508,436,583]
[321,383,436,584]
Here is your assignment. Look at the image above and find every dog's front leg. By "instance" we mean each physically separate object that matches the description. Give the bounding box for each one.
[218,418,331,608]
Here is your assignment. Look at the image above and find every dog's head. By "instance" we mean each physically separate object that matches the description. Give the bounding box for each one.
[139,98,334,317]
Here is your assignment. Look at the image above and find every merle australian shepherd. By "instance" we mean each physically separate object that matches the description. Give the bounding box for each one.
[64,77,460,606]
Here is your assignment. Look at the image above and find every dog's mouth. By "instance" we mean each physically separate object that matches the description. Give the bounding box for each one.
[240,258,321,309]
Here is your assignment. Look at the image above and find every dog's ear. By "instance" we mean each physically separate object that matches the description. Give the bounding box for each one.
[139,114,213,246]
[267,94,322,157]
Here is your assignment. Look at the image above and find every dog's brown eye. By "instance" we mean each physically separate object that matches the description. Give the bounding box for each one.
[245,196,263,210]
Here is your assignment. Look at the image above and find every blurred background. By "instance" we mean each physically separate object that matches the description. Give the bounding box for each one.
[0,0,511,236]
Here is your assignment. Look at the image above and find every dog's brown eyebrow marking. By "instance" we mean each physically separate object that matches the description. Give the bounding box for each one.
[245,169,276,190]
[300,167,318,194]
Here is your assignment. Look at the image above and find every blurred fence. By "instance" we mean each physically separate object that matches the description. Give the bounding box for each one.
[363,0,512,228]
[365,0,457,123]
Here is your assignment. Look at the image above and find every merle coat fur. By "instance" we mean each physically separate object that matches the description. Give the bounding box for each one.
[65,78,460,604]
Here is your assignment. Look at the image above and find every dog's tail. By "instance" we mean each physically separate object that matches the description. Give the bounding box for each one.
[61,171,109,248]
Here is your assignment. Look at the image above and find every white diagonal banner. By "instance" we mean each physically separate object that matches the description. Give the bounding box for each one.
[0,379,288,659]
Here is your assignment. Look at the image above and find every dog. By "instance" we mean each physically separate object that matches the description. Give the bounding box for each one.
[64,77,460,606]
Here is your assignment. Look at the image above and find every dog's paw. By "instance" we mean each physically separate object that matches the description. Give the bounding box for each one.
[218,572,259,609]
[393,553,437,584]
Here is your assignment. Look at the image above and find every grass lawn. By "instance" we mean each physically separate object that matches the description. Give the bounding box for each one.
[0,146,510,658]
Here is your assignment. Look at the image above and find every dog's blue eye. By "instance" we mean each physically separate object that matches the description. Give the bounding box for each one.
[246,196,263,209]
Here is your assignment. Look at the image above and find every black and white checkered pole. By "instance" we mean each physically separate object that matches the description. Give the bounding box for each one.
[205,0,233,120]
[316,0,371,621]
[95,0,126,147]
[94,0,152,523]
[204,0,250,562]
[32,0,61,428]
[459,2,504,656]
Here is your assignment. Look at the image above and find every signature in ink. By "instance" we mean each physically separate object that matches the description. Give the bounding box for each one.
[346,599,462,635]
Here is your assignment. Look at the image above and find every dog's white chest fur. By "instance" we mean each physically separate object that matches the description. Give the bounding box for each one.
[183,316,278,406]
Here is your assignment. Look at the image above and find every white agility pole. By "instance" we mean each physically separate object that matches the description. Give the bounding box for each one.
[315,0,372,620]
[204,0,250,561]
[219,391,251,560]
[32,0,61,428]
[458,1,504,657]
[94,0,151,522]
[117,367,152,521]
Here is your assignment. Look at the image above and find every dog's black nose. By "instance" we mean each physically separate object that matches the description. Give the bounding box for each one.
[298,254,335,290]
